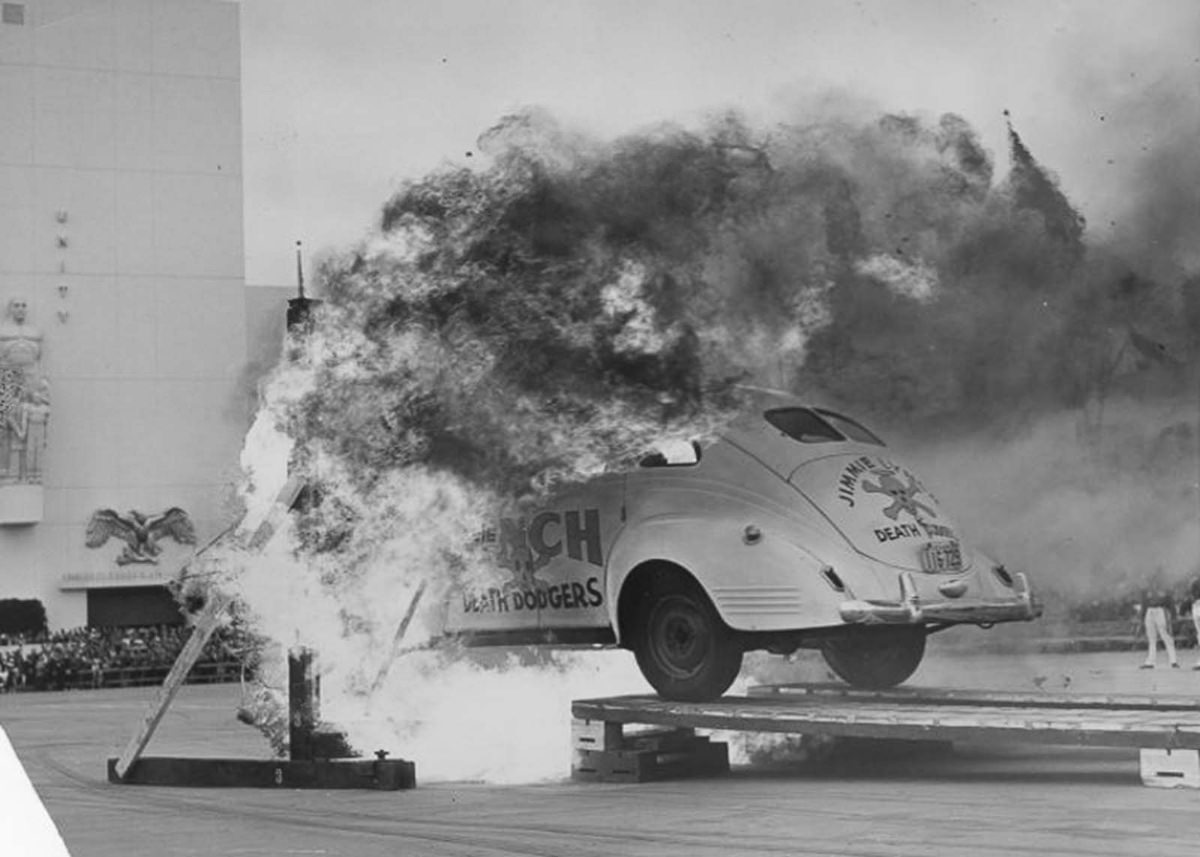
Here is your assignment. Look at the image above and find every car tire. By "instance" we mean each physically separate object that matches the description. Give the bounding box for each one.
[632,577,743,701]
[821,626,926,689]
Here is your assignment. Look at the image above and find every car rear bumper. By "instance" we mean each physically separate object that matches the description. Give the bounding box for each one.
[838,571,1041,625]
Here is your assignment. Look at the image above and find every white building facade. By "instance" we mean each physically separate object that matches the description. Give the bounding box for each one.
[0,0,258,629]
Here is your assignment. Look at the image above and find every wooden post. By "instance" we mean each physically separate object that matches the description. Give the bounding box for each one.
[288,648,318,761]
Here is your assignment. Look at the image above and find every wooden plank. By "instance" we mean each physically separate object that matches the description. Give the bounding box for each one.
[571,695,1200,751]
[1140,749,1200,789]
[111,478,307,782]
[246,476,306,550]
[572,718,624,752]
[571,719,700,753]
[108,756,416,790]
[750,682,1200,711]
[573,741,728,783]
[111,593,229,780]
[369,580,427,693]
[181,519,242,570]
[623,727,699,753]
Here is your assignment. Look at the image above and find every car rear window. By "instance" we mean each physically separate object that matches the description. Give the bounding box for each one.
[764,408,844,443]
[639,439,701,467]
[815,409,885,446]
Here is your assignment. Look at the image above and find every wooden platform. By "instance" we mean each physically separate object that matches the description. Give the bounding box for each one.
[571,721,729,783]
[747,682,1200,711]
[572,684,1200,786]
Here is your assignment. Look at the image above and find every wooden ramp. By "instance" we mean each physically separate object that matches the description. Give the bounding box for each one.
[571,684,1200,787]
[108,477,417,791]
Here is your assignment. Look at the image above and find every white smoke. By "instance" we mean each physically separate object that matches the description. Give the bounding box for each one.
[325,649,649,783]
[855,253,938,302]
[225,372,662,782]
[902,395,1200,601]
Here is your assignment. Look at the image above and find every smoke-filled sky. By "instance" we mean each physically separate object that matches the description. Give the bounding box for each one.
[239,0,1200,287]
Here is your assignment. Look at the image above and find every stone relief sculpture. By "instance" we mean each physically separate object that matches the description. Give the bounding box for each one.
[0,297,49,484]
[85,507,198,565]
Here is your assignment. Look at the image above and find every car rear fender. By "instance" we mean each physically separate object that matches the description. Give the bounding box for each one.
[605,516,845,640]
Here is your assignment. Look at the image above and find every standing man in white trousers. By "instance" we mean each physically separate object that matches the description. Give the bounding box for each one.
[1140,577,1179,669]
[1189,576,1200,670]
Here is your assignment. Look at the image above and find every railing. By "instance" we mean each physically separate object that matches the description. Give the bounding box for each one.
[3,660,243,692]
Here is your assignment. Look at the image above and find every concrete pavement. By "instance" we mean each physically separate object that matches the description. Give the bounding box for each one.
[4,646,1200,857]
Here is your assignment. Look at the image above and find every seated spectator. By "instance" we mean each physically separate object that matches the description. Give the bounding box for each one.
[0,621,250,691]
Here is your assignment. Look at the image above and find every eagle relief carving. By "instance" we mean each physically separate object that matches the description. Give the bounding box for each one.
[85,507,197,565]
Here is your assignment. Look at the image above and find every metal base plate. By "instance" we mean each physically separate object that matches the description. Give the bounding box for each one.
[107,756,416,790]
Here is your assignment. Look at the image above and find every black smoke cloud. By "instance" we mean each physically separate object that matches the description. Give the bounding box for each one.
[272,103,1197,603]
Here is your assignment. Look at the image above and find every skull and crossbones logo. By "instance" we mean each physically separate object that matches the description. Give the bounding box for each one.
[861,469,937,521]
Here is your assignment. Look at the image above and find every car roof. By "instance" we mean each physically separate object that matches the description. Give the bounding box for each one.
[732,385,808,409]
[718,390,886,463]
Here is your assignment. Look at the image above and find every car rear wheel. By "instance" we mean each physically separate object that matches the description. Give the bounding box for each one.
[632,578,742,702]
[821,626,926,689]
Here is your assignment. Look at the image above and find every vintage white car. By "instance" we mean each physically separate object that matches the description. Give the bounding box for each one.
[444,393,1040,700]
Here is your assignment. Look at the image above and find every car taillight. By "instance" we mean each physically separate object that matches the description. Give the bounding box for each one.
[992,565,1014,587]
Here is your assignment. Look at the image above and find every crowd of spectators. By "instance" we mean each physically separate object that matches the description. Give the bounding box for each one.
[0,623,249,692]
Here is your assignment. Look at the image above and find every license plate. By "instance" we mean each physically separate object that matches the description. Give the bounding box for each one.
[921,540,962,573]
